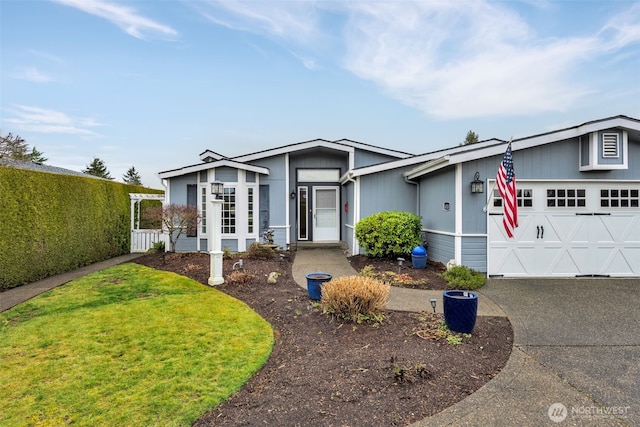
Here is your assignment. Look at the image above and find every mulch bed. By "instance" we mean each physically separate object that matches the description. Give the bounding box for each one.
[133,251,512,427]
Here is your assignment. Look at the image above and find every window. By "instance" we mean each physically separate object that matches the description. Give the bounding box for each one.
[602,133,620,158]
[492,189,533,208]
[600,189,639,208]
[546,189,586,208]
[247,187,254,234]
[200,187,207,234]
[297,169,340,182]
[222,187,236,234]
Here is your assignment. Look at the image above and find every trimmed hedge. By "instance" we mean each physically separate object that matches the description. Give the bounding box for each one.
[355,211,422,258]
[0,166,163,291]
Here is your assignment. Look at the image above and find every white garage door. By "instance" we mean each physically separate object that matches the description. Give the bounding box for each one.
[488,181,640,277]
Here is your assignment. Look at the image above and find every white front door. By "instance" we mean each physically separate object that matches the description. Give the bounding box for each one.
[488,181,640,277]
[313,187,339,241]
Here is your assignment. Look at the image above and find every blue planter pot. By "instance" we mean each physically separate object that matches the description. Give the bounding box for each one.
[306,272,332,300]
[443,290,478,333]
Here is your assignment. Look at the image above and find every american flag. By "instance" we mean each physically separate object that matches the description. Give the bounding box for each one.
[497,142,518,238]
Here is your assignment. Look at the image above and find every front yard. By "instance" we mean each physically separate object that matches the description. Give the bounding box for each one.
[0,264,272,426]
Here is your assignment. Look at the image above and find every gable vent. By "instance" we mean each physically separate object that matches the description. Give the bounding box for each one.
[602,133,619,158]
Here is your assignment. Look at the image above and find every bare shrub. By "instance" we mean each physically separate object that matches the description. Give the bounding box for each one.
[144,204,200,252]
[321,276,390,324]
[226,270,257,285]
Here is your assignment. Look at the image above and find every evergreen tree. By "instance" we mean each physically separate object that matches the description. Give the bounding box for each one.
[28,146,48,163]
[463,130,479,145]
[83,157,113,180]
[123,166,142,185]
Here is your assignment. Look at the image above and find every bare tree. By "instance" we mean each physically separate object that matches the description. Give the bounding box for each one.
[144,204,200,252]
[0,132,47,162]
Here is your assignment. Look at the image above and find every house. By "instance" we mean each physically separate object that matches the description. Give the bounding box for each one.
[158,115,640,277]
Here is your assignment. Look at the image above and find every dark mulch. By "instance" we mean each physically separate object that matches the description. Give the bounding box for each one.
[133,251,512,427]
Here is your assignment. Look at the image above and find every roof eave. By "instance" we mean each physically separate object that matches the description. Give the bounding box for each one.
[158,159,269,179]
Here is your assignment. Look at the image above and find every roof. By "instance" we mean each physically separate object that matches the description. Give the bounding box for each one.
[160,138,412,179]
[229,138,413,163]
[158,158,270,179]
[403,115,640,180]
[0,158,99,178]
[160,115,640,182]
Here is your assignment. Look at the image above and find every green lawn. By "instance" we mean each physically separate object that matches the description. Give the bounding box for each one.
[0,263,273,426]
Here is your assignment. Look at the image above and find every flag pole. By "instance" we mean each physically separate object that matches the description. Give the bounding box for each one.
[483,137,512,213]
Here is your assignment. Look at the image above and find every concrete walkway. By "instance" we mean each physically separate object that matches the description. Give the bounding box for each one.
[0,253,144,312]
[291,246,505,316]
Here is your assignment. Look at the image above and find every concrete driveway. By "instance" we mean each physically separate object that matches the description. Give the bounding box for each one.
[414,278,639,427]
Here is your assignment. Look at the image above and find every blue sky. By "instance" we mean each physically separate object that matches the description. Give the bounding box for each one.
[1,0,639,188]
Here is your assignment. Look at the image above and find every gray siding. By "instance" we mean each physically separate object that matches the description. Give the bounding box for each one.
[168,174,198,251]
[354,150,402,168]
[419,166,456,233]
[359,168,417,219]
[287,149,348,243]
[290,148,349,172]
[222,239,238,252]
[169,173,197,204]
[424,232,454,265]
[514,137,638,180]
[461,236,486,272]
[461,136,640,235]
[250,156,288,247]
[215,167,238,182]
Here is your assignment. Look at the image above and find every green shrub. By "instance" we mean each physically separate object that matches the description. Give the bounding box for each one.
[245,242,275,260]
[355,211,422,258]
[321,276,390,324]
[147,240,165,253]
[441,265,486,290]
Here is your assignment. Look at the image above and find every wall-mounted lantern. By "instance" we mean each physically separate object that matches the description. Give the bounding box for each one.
[471,172,484,194]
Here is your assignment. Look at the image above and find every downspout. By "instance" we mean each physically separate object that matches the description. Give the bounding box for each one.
[403,176,420,216]
[285,153,290,247]
[404,175,423,249]
[346,172,359,255]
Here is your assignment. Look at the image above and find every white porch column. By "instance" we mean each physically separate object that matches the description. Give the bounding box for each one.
[208,186,224,286]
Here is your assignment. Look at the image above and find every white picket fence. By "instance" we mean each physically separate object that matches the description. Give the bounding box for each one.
[131,229,165,253]
[129,193,166,253]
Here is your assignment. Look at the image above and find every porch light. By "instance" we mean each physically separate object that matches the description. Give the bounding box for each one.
[211,180,224,200]
[471,172,484,194]
[430,298,437,313]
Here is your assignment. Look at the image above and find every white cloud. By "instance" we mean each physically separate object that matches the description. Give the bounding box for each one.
[51,0,178,40]
[341,1,604,119]
[194,0,640,120]
[191,0,321,44]
[6,105,103,136]
[12,66,54,83]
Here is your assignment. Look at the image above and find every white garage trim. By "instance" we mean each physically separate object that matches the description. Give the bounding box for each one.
[487,180,640,277]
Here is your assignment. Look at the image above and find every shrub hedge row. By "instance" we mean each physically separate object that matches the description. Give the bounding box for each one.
[0,167,163,291]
